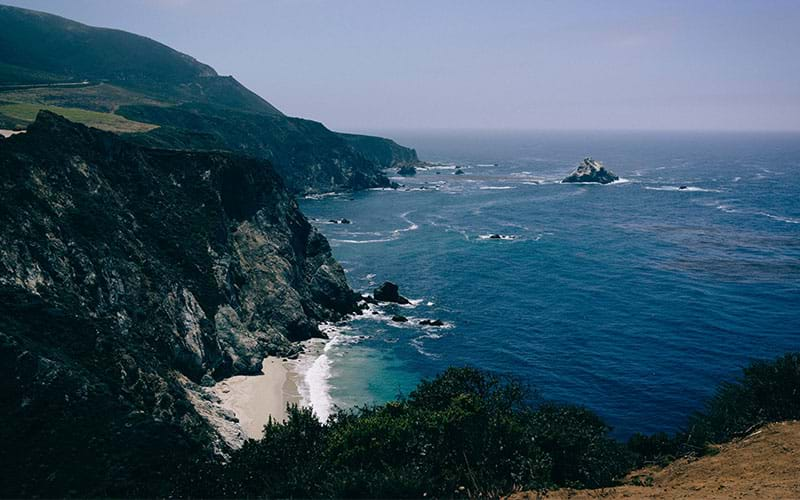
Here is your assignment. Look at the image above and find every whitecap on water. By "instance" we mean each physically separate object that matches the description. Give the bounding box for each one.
[756,212,800,224]
[645,185,720,192]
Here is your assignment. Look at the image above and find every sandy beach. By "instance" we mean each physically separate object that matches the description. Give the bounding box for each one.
[211,357,302,440]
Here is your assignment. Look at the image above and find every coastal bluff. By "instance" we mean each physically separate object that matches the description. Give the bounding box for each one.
[0,111,360,493]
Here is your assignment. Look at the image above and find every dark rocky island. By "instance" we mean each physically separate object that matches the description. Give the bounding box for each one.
[562,157,619,184]
[373,281,410,304]
[397,164,417,176]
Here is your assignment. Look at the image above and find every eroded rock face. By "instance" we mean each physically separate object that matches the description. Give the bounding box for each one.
[0,111,360,494]
[562,158,619,184]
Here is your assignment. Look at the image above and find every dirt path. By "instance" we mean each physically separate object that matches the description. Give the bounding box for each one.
[511,420,800,499]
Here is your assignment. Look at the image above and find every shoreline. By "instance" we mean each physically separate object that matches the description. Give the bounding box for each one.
[211,357,303,440]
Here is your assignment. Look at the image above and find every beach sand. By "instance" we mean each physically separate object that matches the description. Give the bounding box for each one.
[211,357,302,440]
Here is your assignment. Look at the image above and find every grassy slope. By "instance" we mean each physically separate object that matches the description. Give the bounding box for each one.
[0,102,158,133]
[512,421,800,499]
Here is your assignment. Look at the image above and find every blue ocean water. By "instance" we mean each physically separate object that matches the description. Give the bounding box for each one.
[298,130,800,437]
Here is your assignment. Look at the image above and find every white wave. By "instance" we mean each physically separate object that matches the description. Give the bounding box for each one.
[479,186,515,190]
[733,177,742,182]
[645,185,720,192]
[410,337,440,359]
[716,204,738,213]
[297,324,367,422]
[331,212,418,244]
[302,353,333,421]
[394,212,419,234]
[303,192,347,200]
[565,178,633,186]
[398,298,425,309]
[425,165,459,170]
[476,163,497,167]
[331,237,396,244]
[757,212,800,224]
[478,234,518,240]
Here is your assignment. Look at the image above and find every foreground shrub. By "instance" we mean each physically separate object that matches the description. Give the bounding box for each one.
[190,354,800,498]
[214,368,630,497]
[688,352,800,446]
[626,431,684,467]
[530,404,632,488]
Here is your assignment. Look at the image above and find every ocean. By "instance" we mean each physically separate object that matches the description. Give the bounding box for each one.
[297,130,800,437]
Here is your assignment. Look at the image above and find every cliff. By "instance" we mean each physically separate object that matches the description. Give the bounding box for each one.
[337,132,420,168]
[0,111,359,496]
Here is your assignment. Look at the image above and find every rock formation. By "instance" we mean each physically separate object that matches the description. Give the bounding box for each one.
[397,165,417,176]
[373,281,410,304]
[0,111,360,495]
[562,158,619,184]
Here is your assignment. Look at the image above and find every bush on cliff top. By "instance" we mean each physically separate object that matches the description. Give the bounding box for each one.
[185,367,630,498]
[184,353,800,498]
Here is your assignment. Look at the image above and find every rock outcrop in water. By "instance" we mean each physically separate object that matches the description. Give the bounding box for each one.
[373,281,410,304]
[397,165,417,176]
[0,111,360,495]
[562,157,619,184]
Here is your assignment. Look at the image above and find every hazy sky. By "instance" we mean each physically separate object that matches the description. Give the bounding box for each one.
[5,0,800,132]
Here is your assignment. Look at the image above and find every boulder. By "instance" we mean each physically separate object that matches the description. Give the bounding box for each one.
[397,165,417,176]
[562,158,619,184]
[373,281,410,304]
[392,315,408,322]
[419,319,445,326]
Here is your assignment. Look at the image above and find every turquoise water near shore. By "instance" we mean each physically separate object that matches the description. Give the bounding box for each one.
[299,130,800,437]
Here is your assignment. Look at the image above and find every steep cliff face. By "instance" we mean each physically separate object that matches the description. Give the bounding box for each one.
[338,132,420,168]
[0,111,359,496]
[119,103,394,194]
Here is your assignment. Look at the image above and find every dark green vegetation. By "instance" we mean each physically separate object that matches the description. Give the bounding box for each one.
[337,132,421,168]
[627,352,800,468]
[0,4,418,193]
[173,354,798,499]
[0,111,360,497]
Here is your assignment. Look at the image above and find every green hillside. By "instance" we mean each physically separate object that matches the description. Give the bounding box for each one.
[0,4,413,193]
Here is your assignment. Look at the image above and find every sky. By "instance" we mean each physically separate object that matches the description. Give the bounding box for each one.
[4,0,800,132]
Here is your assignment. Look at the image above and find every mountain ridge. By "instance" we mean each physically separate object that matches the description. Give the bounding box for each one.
[0,3,418,193]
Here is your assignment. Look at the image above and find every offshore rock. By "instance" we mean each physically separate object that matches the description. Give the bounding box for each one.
[562,157,619,184]
[397,164,417,176]
[373,281,410,304]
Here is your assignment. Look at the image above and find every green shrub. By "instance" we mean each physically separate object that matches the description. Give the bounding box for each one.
[626,431,683,467]
[214,367,633,498]
[687,353,800,446]
[530,403,632,488]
